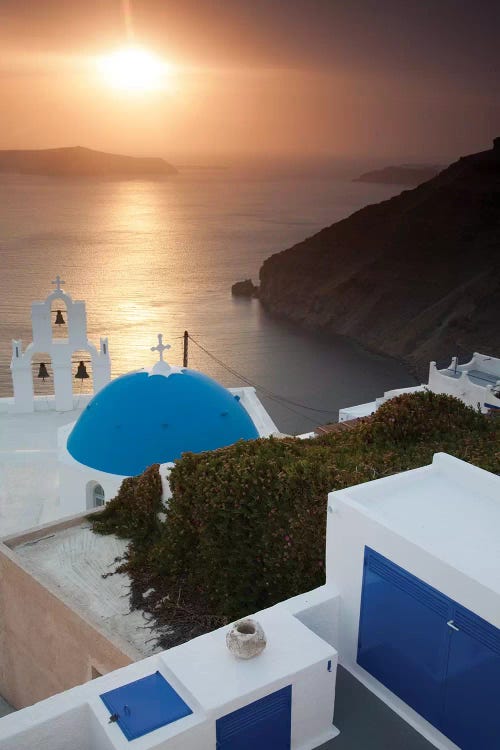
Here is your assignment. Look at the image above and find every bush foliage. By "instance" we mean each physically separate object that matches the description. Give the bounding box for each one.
[89,392,499,647]
[89,464,163,542]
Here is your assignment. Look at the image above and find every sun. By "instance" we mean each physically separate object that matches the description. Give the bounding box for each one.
[97,47,171,93]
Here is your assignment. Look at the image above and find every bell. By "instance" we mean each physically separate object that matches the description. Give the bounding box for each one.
[54,310,65,325]
[75,361,89,380]
[37,362,50,381]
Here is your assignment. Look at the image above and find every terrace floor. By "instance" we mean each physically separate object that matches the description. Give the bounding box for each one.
[318,666,435,750]
[13,523,159,659]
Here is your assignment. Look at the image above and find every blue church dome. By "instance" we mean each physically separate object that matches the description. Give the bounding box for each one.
[67,368,259,476]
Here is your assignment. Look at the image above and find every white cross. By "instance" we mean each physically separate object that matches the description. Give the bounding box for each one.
[151,333,171,362]
[51,275,65,291]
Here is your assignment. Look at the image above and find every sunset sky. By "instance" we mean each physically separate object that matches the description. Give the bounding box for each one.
[1,0,499,162]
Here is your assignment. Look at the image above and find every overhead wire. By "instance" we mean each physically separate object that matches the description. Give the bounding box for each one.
[186,334,337,428]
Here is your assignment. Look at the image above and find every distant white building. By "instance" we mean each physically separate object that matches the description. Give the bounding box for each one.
[338,351,500,422]
[428,352,500,412]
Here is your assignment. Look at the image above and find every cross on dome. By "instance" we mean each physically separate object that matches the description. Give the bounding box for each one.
[151,334,171,362]
[51,275,65,291]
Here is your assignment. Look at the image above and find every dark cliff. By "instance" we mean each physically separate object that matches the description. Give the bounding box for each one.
[0,146,177,177]
[259,140,500,376]
[354,164,441,186]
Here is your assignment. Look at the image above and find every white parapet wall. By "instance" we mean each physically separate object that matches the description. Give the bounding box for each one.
[0,603,339,750]
[229,387,280,437]
[338,386,425,422]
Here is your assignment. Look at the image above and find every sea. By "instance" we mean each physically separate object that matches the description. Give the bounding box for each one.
[0,163,417,434]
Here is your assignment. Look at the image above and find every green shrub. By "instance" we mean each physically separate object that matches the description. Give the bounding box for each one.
[89,392,499,647]
[88,463,163,542]
[370,390,487,445]
[162,438,336,618]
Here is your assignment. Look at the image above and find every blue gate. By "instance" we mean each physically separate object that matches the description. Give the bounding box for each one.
[358,547,500,750]
[216,685,292,750]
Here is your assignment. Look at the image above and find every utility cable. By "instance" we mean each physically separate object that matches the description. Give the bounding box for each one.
[186,334,336,427]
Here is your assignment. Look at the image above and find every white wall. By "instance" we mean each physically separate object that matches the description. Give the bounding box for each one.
[325,476,498,750]
[57,423,125,517]
[0,606,338,750]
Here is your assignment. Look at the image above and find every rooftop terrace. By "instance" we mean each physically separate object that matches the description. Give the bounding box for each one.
[0,402,88,536]
[13,523,158,659]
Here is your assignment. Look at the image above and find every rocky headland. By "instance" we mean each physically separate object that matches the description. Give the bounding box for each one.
[0,146,177,177]
[259,139,500,377]
[231,279,259,298]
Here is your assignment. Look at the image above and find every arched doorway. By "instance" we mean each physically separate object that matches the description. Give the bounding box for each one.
[86,481,105,509]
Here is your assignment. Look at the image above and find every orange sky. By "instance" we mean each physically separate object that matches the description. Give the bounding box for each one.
[0,0,499,162]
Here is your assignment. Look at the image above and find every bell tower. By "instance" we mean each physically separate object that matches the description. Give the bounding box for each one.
[10,277,111,413]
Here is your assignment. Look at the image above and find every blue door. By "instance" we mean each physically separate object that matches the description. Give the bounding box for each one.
[357,548,452,728]
[441,607,500,750]
[357,548,500,750]
[216,685,291,750]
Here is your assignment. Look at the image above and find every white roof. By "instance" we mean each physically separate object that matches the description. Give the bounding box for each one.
[13,523,159,659]
[332,453,500,598]
[0,405,87,536]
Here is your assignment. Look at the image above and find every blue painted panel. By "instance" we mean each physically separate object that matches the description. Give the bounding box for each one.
[357,548,500,749]
[442,607,500,750]
[100,671,192,741]
[216,685,291,750]
[357,548,452,728]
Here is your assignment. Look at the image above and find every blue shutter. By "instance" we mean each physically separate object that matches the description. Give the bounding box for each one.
[216,685,291,750]
[442,606,500,749]
[357,548,452,728]
[357,547,500,750]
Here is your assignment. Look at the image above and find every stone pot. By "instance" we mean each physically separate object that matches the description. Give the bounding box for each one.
[226,618,267,659]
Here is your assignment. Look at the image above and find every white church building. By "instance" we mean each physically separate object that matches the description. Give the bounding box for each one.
[2,279,279,529]
[58,331,278,517]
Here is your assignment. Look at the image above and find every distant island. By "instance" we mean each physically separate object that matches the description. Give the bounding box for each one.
[354,164,442,186]
[0,146,177,178]
[258,138,500,377]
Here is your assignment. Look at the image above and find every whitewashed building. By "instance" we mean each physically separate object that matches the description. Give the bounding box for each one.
[428,352,500,412]
[326,452,500,750]
[0,282,279,532]
[338,351,500,422]
[1,452,498,750]
[57,334,279,517]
